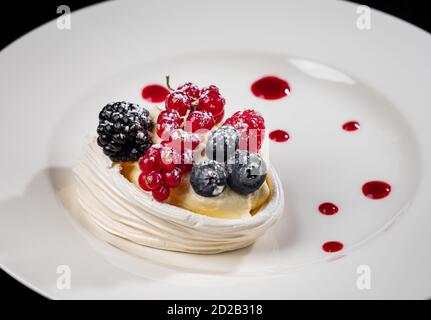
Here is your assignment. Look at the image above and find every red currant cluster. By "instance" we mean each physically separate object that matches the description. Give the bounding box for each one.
[157,80,225,139]
[224,109,265,152]
[138,144,185,202]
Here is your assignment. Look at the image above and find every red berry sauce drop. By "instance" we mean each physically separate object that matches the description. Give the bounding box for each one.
[142,84,170,103]
[251,76,291,100]
[318,202,339,215]
[362,181,391,200]
[269,130,290,142]
[342,121,360,131]
[322,241,344,253]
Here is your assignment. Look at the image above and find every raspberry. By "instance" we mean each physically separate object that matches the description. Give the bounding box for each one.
[157,109,182,126]
[165,91,192,116]
[142,171,163,190]
[177,82,200,99]
[185,110,215,133]
[197,86,225,117]
[162,167,182,188]
[152,184,170,202]
[224,109,265,152]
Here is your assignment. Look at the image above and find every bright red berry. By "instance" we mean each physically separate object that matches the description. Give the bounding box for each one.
[157,119,179,139]
[224,109,265,151]
[185,110,215,133]
[143,171,163,190]
[213,109,225,124]
[152,184,170,202]
[197,86,225,116]
[163,129,200,154]
[157,109,182,126]
[138,173,152,191]
[177,150,194,173]
[162,167,182,188]
[165,91,192,116]
[138,154,159,173]
[177,82,200,99]
[158,146,180,170]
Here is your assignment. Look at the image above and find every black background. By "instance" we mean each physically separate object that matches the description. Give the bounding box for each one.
[0,0,429,301]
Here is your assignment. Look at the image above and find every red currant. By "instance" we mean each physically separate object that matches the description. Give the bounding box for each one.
[138,154,159,174]
[197,86,225,116]
[158,146,180,170]
[213,109,225,124]
[143,171,163,190]
[163,129,200,154]
[157,119,179,139]
[177,150,194,173]
[138,173,152,191]
[157,109,182,126]
[165,91,192,116]
[152,184,170,202]
[185,110,215,133]
[162,167,182,188]
[177,82,200,99]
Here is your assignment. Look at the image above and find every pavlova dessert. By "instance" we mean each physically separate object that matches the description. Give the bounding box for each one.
[74,79,284,254]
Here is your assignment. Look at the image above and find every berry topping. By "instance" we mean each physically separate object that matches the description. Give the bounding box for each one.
[224,109,265,152]
[185,110,215,133]
[142,171,163,190]
[165,91,192,116]
[158,146,180,170]
[227,151,267,195]
[157,119,180,140]
[138,153,159,174]
[97,101,153,162]
[138,173,152,191]
[152,184,170,202]
[163,167,183,188]
[177,82,200,99]
[163,129,200,154]
[197,85,225,120]
[205,126,239,163]
[190,161,227,197]
[157,109,182,126]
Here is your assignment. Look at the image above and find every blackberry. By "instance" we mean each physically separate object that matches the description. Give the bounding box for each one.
[97,101,153,162]
[190,161,227,197]
[205,126,239,163]
[227,151,267,195]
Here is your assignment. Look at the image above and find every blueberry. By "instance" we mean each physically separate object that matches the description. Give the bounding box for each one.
[227,151,267,195]
[205,126,239,163]
[190,161,227,197]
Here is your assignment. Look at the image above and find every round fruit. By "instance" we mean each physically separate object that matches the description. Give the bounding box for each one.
[158,146,180,170]
[205,126,239,163]
[227,151,267,195]
[97,101,153,162]
[190,161,227,197]
[156,119,179,139]
[165,91,192,116]
[143,171,163,190]
[186,110,215,133]
[177,82,200,99]
[138,173,152,191]
[197,86,225,117]
[157,109,182,126]
[177,150,194,173]
[163,129,200,154]
[138,154,159,174]
[163,167,183,188]
[152,184,170,202]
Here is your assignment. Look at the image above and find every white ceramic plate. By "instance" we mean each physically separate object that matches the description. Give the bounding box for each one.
[1,0,430,299]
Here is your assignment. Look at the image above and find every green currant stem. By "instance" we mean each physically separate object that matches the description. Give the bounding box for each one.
[165,75,175,91]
